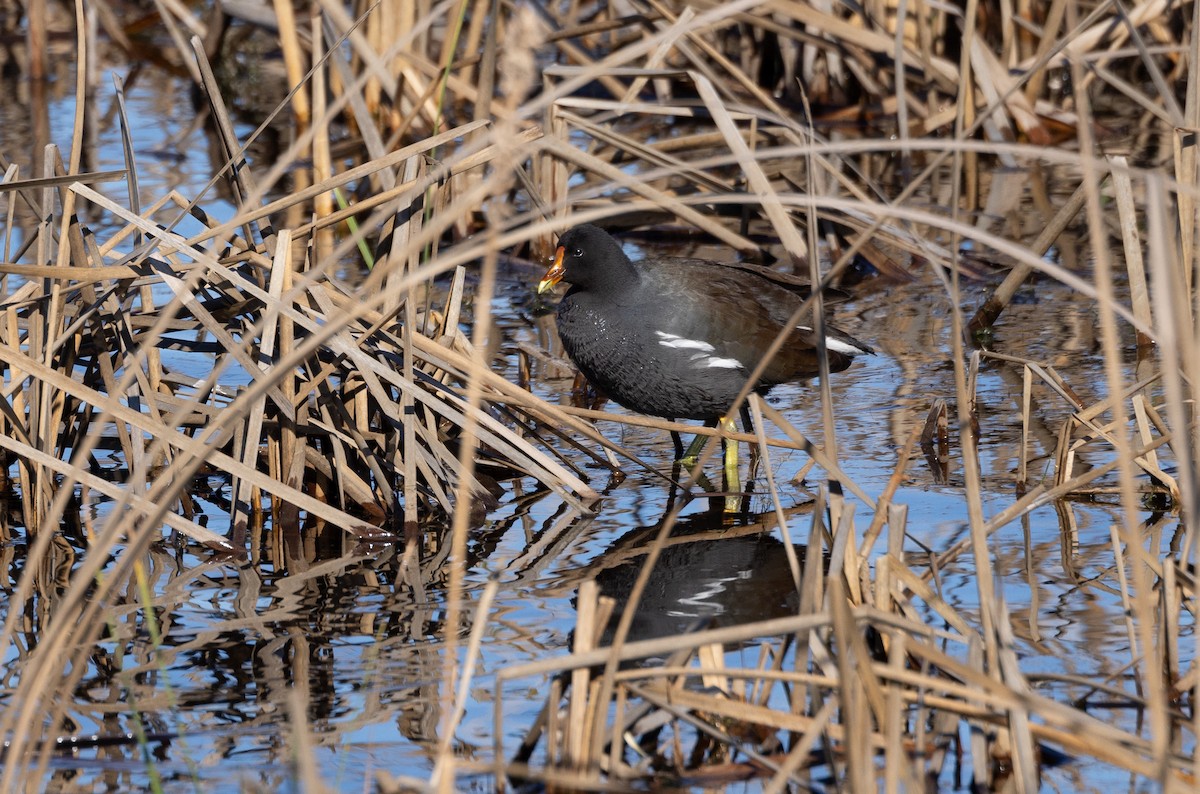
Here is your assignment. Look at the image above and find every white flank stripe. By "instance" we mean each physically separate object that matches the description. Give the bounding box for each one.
[656,331,714,352]
[826,338,868,356]
[704,357,743,369]
[795,326,868,356]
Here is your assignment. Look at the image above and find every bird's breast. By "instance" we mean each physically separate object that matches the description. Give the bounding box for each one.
[554,295,753,420]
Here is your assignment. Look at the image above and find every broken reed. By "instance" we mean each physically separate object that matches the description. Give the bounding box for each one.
[0,0,1197,790]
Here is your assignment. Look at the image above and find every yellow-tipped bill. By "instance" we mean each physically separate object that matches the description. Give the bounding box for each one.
[538,246,567,294]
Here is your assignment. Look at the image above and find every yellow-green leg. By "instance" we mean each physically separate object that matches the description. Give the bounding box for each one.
[676,418,741,509]
[720,416,740,489]
[679,431,709,469]
[720,415,740,511]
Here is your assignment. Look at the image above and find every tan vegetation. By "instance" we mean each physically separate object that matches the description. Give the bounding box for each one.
[0,0,1196,790]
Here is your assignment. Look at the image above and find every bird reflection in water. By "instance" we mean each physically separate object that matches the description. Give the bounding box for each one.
[584,503,813,649]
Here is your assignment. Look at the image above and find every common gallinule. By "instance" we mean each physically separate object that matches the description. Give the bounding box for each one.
[538,224,871,484]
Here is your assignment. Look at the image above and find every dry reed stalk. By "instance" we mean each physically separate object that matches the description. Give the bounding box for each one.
[273,0,310,130]
[310,13,335,264]
[1069,9,1172,786]
[1177,3,1200,294]
[750,395,804,589]
[1145,182,1199,533]
[929,0,1013,784]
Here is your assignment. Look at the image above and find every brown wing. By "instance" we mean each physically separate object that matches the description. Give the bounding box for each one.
[641,262,868,384]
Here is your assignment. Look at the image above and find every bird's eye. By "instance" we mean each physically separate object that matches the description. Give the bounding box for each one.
[573,248,584,257]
